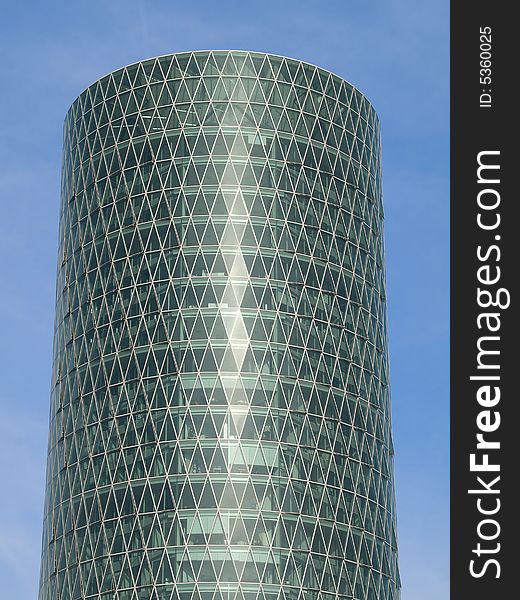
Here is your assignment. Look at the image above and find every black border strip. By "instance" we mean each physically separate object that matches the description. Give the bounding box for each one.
[451,3,517,597]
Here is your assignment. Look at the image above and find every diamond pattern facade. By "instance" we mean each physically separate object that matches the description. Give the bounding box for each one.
[39,51,400,600]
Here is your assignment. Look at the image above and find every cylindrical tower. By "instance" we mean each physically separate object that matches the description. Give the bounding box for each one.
[39,51,400,600]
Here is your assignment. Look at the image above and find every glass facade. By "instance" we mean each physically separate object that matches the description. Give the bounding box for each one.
[39,51,400,600]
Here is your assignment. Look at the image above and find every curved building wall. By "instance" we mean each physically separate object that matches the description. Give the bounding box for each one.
[39,50,400,600]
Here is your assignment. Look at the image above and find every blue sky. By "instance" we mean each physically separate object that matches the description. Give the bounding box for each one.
[0,1,448,598]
